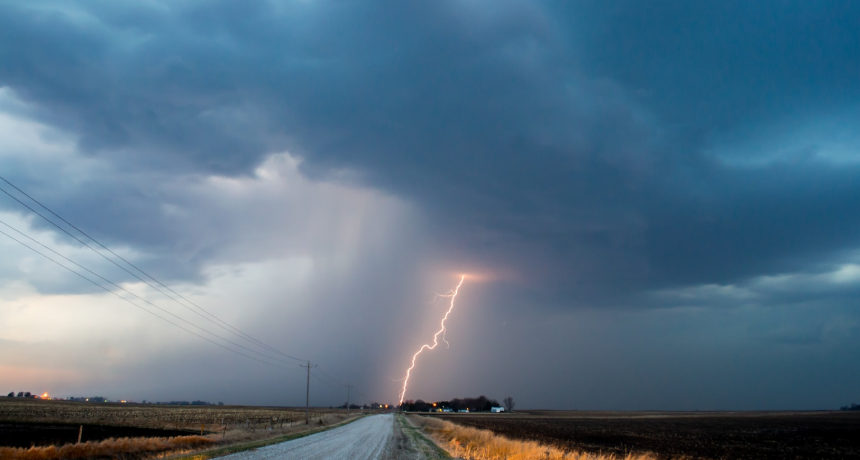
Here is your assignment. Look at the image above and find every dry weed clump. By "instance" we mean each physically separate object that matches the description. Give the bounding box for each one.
[415,417,657,460]
[0,436,213,460]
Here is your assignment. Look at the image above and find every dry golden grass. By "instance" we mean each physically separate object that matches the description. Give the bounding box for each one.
[413,416,661,460]
[0,414,353,460]
[0,436,213,460]
[0,398,358,460]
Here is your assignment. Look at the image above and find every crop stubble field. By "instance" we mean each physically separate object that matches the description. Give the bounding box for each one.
[0,398,352,450]
[0,398,318,429]
[430,410,860,460]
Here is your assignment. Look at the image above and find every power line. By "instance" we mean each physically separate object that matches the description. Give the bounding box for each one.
[0,217,301,367]
[316,367,348,387]
[0,227,294,370]
[0,176,306,363]
[310,370,342,387]
[301,361,317,424]
[346,383,353,415]
[0,176,354,388]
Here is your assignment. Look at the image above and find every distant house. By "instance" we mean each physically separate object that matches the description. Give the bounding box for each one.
[442,408,453,412]
[457,408,469,413]
[490,407,505,413]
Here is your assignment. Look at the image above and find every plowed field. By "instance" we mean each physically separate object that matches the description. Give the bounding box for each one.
[430,411,860,459]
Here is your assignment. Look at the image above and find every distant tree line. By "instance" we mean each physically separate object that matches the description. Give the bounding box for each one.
[400,400,432,412]
[152,400,222,405]
[401,395,502,412]
[4,392,225,406]
[337,402,391,409]
[841,403,860,411]
[337,403,363,409]
[450,395,501,411]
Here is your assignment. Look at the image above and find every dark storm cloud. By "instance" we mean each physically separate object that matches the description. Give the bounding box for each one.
[565,0,860,129]
[1,0,859,306]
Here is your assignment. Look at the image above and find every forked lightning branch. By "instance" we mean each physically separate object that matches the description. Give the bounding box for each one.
[398,275,466,405]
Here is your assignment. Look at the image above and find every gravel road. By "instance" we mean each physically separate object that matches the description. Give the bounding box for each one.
[216,414,429,460]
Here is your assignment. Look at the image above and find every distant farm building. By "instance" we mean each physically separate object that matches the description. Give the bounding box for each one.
[490,407,505,413]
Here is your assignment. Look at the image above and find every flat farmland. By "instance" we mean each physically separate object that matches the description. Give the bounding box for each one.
[0,398,355,449]
[429,411,860,460]
[0,398,319,430]
[0,422,196,448]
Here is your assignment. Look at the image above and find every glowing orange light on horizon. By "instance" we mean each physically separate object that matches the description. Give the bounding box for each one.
[398,275,465,405]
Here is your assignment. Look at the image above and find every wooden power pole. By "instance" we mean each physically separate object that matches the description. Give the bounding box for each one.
[346,383,353,416]
[301,361,317,424]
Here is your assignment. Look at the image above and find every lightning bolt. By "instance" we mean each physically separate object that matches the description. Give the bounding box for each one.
[398,275,465,405]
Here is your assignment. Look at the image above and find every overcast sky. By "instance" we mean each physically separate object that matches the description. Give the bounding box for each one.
[1,0,859,410]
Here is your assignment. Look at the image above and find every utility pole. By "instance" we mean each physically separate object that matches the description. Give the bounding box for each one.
[346,383,353,416]
[300,361,317,424]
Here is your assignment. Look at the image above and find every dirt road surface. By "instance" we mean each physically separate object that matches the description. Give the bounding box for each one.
[216,414,438,460]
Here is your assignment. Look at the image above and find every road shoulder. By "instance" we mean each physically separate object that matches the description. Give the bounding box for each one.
[395,414,452,460]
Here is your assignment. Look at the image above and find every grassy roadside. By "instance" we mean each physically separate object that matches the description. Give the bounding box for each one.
[409,416,658,460]
[167,415,366,460]
[397,413,452,460]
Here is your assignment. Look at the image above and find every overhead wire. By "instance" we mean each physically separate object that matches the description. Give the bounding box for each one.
[0,176,306,363]
[0,176,357,386]
[316,367,348,387]
[0,226,293,370]
[0,217,301,367]
[310,370,348,388]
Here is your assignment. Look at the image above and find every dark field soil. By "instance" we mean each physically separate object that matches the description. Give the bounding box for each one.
[431,411,860,460]
[0,422,197,448]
